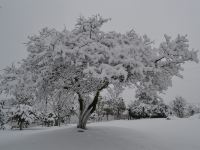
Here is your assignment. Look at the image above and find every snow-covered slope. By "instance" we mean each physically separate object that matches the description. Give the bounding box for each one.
[0,119,200,150]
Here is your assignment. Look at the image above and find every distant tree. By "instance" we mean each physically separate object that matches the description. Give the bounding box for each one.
[171,96,187,118]
[103,98,114,120]
[113,97,126,119]
[93,96,105,121]
[0,102,7,130]
[184,103,200,117]
[105,84,126,119]
[186,104,195,116]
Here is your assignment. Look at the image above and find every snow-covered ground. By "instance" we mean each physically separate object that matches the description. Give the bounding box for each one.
[0,117,200,150]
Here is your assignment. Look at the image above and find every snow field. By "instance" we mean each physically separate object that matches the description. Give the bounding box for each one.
[0,118,199,150]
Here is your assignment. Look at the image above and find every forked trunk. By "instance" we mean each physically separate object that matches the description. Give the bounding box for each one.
[76,93,99,129]
[77,105,93,129]
[76,81,109,130]
[77,112,90,129]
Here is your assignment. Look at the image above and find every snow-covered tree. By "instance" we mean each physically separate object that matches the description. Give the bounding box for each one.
[9,104,36,130]
[1,15,198,129]
[0,65,38,129]
[0,65,36,106]
[103,97,114,120]
[104,84,126,119]
[0,101,7,130]
[183,103,200,117]
[170,96,187,118]
[113,97,126,119]
[186,104,196,116]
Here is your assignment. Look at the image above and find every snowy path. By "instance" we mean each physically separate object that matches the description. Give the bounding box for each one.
[0,119,200,150]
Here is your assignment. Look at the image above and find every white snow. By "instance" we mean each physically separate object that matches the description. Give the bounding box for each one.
[0,118,200,150]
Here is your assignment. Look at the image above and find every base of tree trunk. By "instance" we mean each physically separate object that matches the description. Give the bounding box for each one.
[19,121,23,130]
[77,112,91,130]
[77,124,87,130]
[77,118,88,129]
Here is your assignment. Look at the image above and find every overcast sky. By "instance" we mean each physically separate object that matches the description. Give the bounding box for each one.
[0,0,200,104]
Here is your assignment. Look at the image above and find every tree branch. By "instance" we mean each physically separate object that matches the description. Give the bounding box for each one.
[87,80,109,114]
[154,56,164,64]
[77,92,84,113]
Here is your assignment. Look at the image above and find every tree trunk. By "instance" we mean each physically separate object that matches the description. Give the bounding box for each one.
[76,94,98,129]
[106,113,109,120]
[76,81,109,129]
[77,110,91,129]
[19,121,23,130]
[117,109,120,119]
[57,114,61,126]
[77,98,96,129]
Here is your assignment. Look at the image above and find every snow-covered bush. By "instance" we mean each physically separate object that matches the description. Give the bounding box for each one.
[44,113,55,127]
[129,91,169,119]
[129,100,168,119]
[9,104,36,130]
[37,112,54,127]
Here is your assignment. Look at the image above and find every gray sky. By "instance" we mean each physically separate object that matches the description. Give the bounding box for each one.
[0,0,200,104]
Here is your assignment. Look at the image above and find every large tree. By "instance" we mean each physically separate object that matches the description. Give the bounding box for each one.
[1,15,198,129]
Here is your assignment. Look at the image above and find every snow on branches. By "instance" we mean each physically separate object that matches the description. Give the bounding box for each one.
[0,15,198,129]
